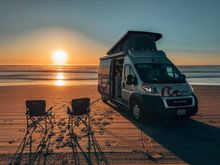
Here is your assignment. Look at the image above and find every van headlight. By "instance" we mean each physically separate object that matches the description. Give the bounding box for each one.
[142,84,159,96]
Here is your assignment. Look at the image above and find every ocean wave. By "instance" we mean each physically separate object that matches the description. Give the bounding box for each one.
[0,77,97,81]
[0,69,98,73]
[1,75,220,80]
[186,75,220,78]
[0,65,220,85]
[182,71,220,73]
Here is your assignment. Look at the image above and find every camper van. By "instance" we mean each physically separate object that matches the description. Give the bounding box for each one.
[98,31,198,121]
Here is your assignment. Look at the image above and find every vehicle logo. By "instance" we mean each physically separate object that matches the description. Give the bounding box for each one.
[161,86,183,97]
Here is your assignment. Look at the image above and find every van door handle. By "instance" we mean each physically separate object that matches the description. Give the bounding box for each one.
[122,82,125,88]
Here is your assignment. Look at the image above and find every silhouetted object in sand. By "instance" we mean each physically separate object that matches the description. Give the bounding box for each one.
[10,100,54,165]
[67,98,109,165]
[26,100,53,131]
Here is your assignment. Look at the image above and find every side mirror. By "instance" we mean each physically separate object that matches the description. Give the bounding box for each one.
[182,74,186,79]
[126,74,136,85]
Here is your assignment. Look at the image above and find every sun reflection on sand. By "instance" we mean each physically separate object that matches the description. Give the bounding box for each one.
[55,80,65,86]
[55,72,65,86]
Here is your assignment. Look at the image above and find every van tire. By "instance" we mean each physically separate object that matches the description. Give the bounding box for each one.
[183,115,190,120]
[130,100,144,122]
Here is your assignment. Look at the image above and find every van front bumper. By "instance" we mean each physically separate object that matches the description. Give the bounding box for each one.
[142,94,198,117]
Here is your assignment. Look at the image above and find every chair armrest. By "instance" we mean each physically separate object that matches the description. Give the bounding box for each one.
[67,106,72,115]
[87,108,90,113]
[47,106,53,115]
[26,111,29,116]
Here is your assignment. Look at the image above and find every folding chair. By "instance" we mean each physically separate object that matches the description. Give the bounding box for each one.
[67,98,109,165]
[26,100,53,131]
[10,100,54,164]
[66,98,90,164]
[67,98,90,116]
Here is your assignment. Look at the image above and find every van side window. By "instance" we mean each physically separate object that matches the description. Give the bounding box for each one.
[99,59,111,78]
[166,66,179,78]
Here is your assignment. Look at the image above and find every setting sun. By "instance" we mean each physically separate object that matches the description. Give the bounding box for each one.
[52,50,68,65]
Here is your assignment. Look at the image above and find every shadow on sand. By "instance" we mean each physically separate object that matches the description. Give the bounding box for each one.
[10,124,54,165]
[107,102,220,165]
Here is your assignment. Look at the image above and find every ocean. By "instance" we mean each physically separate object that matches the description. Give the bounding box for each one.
[0,65,220,86]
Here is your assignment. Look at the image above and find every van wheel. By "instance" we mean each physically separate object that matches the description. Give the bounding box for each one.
[101,96,107,103]
[131,100,143,122]
[183,115,190,120]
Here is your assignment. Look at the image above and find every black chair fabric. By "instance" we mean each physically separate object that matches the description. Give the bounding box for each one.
[26,100,46,116]
[71,98,90,116]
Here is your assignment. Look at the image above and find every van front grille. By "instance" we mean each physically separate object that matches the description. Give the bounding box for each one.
[166,98,193,107]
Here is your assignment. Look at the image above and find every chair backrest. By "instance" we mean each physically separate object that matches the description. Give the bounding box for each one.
[26,100,46,116]
[71,98,90,116]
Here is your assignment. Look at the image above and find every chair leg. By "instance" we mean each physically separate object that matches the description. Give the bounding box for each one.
[45,118,47,133]
[26,116,29,131]
[48,116,53,129]
[29,134,32,164]
[68,116,71,128]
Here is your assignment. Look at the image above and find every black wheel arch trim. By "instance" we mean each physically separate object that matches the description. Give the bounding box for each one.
[129,92,144,108]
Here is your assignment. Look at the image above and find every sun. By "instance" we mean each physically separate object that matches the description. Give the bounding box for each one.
[52,50,68,65]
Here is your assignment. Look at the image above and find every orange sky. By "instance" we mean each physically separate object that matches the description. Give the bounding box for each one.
[0,28,219,66]
[1,1,220,66]
[0,28,107,65]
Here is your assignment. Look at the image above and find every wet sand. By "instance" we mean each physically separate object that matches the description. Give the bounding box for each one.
[0,85,220,164]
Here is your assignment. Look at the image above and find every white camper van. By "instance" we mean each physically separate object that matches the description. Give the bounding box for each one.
[98,31,198,121]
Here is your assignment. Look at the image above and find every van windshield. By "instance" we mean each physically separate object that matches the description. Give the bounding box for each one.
[135,63,186,84]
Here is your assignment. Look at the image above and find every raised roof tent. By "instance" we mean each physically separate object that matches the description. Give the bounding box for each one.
[107,31,162,55]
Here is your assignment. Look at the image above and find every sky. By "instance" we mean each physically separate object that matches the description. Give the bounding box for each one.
[0,0,220,65]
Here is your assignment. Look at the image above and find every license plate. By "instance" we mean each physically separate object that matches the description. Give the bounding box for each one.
[177,109,186,116]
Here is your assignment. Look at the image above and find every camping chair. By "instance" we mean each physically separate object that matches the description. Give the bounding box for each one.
[67,98,91,163]
[67,98,109,165]
[67,97,90,116]
[26,100,53,131]
[67,98,90,127]
[10,100,54,164]
[67,97,90,143]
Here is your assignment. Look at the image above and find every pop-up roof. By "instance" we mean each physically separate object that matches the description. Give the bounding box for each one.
[107,31,162,55]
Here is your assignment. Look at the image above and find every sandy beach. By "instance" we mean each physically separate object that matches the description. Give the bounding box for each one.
[0,85,220,164]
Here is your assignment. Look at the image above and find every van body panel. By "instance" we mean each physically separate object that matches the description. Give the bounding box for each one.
[141,94,198,117]
[107,31,162,55]
[121,56,137,102]
[154,83,192,97]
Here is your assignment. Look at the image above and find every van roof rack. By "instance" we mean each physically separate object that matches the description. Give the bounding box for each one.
[107,31,162,55]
